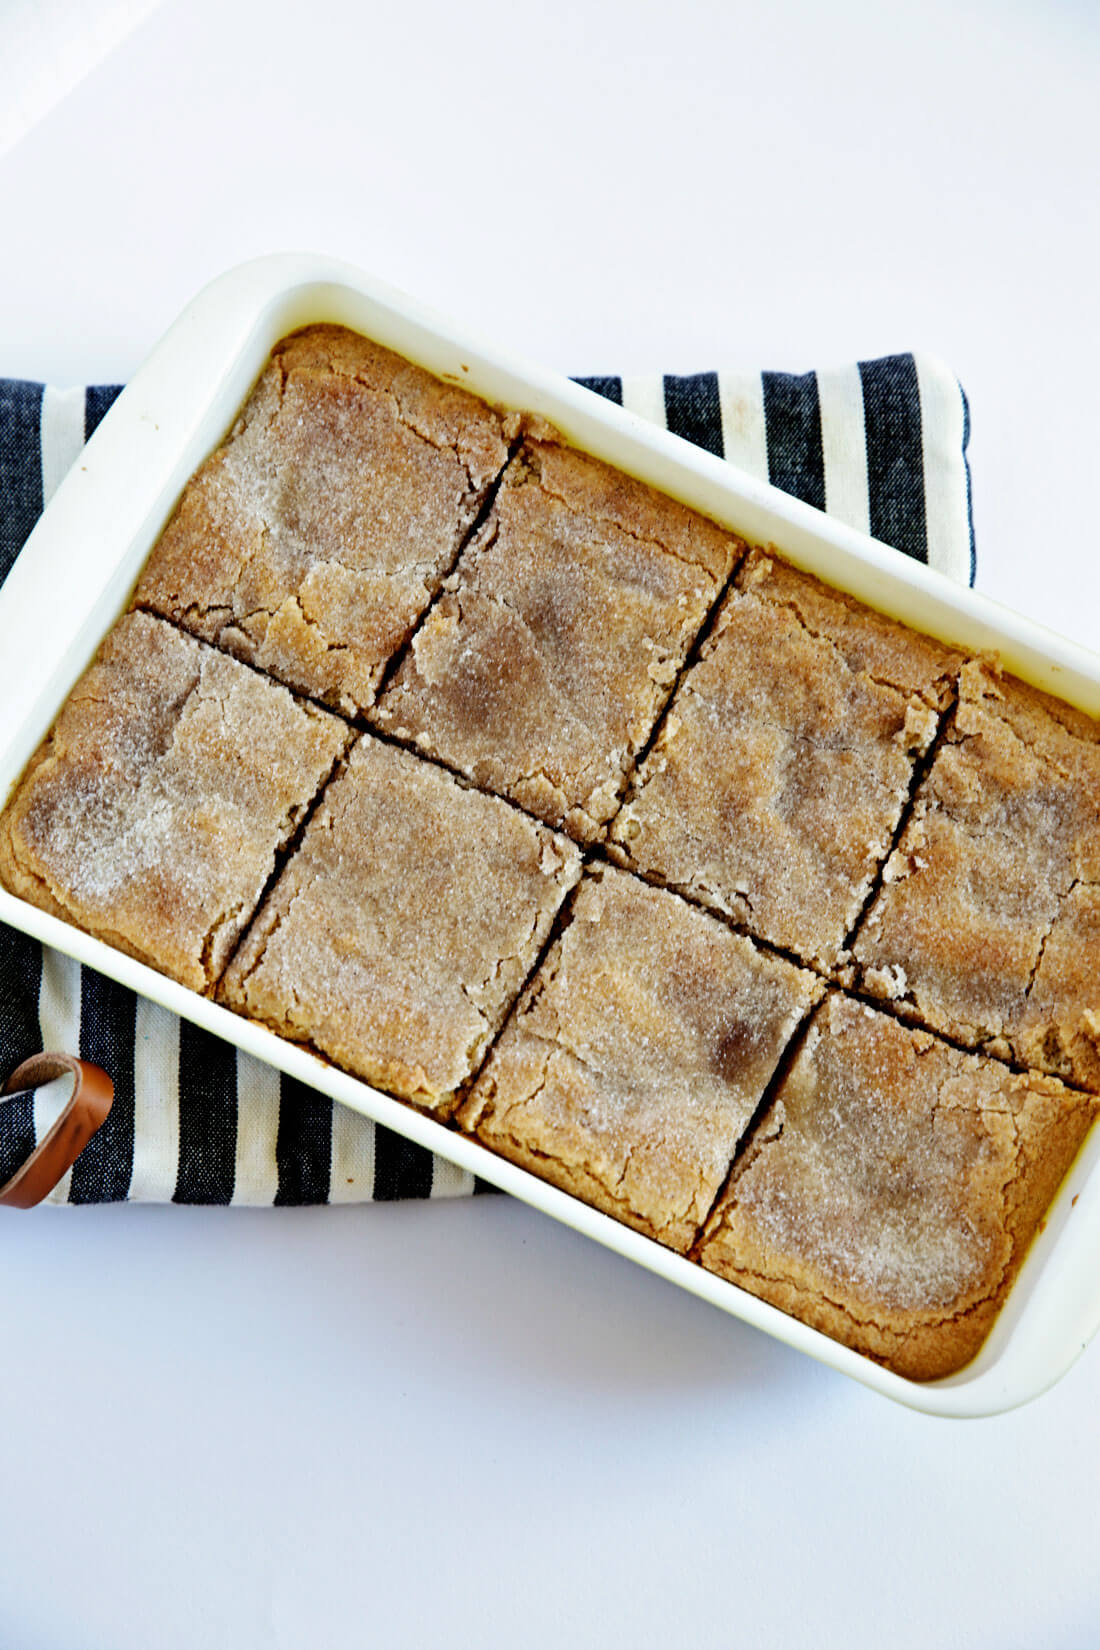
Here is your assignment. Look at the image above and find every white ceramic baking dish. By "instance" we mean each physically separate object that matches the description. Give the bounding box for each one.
[2,253,1098,1418]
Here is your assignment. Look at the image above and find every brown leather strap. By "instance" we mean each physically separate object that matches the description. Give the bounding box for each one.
[0,1054,114,1209]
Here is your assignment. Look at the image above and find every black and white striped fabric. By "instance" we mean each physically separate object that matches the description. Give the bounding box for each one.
[0,354,975,1205]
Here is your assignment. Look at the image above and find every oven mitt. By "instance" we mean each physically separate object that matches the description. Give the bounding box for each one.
[0,355,974,1204]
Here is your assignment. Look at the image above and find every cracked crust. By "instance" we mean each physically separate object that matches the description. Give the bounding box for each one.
[219,734,582,1114]
[458,865,821,1251]
[697,993,1097,1380]
[132,324,510,715]
[609,549,964,968]
[373,437,745,843]
[0,612,350,994]
[854,658,1100,1089]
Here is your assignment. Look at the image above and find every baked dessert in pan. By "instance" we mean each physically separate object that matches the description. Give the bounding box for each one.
[460,865,820,1252]
[696,993,1095,1382]
[220,733,581,1115]
[854,658,1100,1090]
[609,548,962,968]
[132,325,510,717]
[374,433,742,842]
[4,323,1098,1381]
[0,611,349,994]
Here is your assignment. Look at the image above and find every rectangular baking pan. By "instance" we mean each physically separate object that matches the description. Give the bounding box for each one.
[2,253,1098,1417]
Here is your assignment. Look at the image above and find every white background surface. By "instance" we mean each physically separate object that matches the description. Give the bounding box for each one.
[0,1,1098,1645]
[0,0,158,159]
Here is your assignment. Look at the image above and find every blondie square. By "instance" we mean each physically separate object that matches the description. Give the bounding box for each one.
[373,436,743,842]
[459,866,820,1251]
[220,735,582,1113]
[133,325,510,716]
[855,658,1100,1089]
[0,612,349,993]
[610,550,961,967]
[697,993,1096,1380]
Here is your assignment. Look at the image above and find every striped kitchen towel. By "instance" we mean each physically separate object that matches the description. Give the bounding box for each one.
[0,354,975,1205]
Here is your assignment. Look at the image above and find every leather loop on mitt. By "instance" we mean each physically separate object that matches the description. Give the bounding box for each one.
[0,1054,114,1208]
